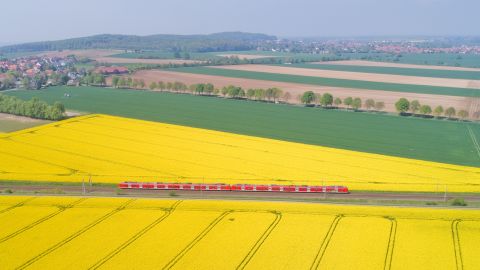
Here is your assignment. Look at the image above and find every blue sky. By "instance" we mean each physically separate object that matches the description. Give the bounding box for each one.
[1,0,479,43]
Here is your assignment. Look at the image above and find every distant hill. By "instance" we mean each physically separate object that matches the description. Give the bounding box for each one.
[0,32,277,54]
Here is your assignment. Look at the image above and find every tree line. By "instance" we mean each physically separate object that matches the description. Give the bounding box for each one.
[394,98,469,119]
[0,94,66,120]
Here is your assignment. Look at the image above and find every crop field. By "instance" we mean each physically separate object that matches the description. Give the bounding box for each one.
[0,196,479,269]
[171,66,480,97]
[124,69,473,114]
[212,64,480,89]
[286,63,480,80]
[7,86,480,168]
[318,60,480,72]
[339,52,480,69]
[0,114,479,192]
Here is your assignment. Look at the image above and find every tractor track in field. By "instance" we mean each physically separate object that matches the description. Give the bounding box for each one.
[16,199,135,270]
[90,200,183,269]
[0,198,86,244]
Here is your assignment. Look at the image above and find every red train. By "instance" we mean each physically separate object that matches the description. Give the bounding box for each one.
[118,182,349,194]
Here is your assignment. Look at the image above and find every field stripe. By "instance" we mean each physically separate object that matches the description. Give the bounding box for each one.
[162,211,232,270]
[466,124,480,160]
[89,200,183,270]
[236,211,282,270]
[0,198,86,244]
[309,215,342,270]
[452,220,464,270]
[384,218,397,270]
[0,197,35,215]
[16,199,135,270]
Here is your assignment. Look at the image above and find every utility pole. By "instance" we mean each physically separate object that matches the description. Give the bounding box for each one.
[82,177,86,195]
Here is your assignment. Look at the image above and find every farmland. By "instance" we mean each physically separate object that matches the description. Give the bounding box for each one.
[285,63,480,80]
[0,196,479,269]
[119,69,473,114]
[6,86,480,168]
[170,66,480,97]
[212,64,480,89]
[0,114,479,192]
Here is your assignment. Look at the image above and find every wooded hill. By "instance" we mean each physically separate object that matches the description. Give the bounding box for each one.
[0,32,277,53]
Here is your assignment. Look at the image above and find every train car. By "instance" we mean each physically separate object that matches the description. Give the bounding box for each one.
[118,182,349,194]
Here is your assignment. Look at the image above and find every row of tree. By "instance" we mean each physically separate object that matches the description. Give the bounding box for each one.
[394,98,469,119]
[0,94,66,120]
[299,91,386,111]
[111,76,146,89]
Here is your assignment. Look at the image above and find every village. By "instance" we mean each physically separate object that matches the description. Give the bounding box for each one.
[0,54,128,90]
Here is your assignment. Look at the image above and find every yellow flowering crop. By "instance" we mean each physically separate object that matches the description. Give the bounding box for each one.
[1,114,479,192]
[0,196,479,270]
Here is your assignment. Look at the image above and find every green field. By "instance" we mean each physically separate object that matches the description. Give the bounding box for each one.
[282,63,480,80]
[340,52,480,68]
[6,86,480,167]
[170,66,480,97]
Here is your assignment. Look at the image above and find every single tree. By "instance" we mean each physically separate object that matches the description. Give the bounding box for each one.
[374,101,385,111]
[410,100,421,114]
[434,105,444,117]
[320,93,333,107]
[352,97,362,110]
[343,97,353,108]
[149,82,157,90]
[158,81,166,91]
[301,91,316,105]
[334,97,342,107]
[395,98,410,114]
[111,76,120,88]
[365,99,375,111]
[246,89,255,100]
[282,91,292,103]
[458,110,468,120]
[419,105,432,115]
[445,107,456,118]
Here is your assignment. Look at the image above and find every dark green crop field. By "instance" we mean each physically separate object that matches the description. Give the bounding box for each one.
[280,63,480,80]
[169,67,480,97]
[6,86,480,167]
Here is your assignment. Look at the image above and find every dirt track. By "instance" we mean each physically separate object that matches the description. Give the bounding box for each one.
[317,60,480,72]
[212,64,480,89]
[124,70,471,113]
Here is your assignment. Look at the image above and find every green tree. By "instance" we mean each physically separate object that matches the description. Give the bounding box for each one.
[395,98,410,114]
[365,99,375,111]
[343,97,353,108]
[320,93,333,107]
[112,76,120,88]
[301,91,316,105]
[139,79,145,89]
[419,105,432,115]
[458,110,468,120]
[352,97,362,110]
[334,97,342,107]
[410,100,421,114]
[246,89,255,100]
[158,81,166,91]
[434,105,444,117]
[445,107,456,118]
[149,82,158,90]
[254,89,265,101]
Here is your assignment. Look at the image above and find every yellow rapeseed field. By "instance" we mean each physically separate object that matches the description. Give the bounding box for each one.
[0,195,479,269]
[0,114,479,192]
